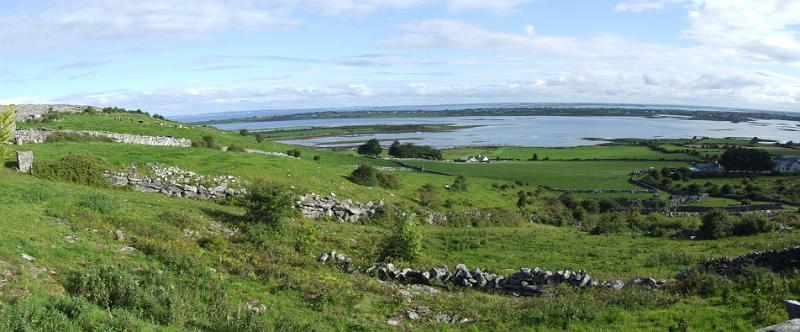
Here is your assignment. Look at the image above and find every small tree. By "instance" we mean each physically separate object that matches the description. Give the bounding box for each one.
[0,105,14,157]
[451,174,468,192]
[699,209,731,239]
[239,129,250,136]
[255,133,264,143]
[379,211,423,262]
[357,139,382,157]
[388,140,401,157]
[243,180,299,228]
[531,153,539,161]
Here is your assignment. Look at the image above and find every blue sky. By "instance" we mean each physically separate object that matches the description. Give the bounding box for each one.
[1,0,799,115]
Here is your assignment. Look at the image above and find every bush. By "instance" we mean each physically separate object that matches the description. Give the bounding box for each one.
[376,172,400,189]
[731,213,775,236]
[227,144,246,152]
[379,211,423,262]
[255,133,264,143]
[192,135,219,149]
[313,155,321,161]
[243,179,298,227]
[349,164,378,187]
[77,192,119,214]
[590,213,628,234]
[286,149,301,158]
[698,209,731,239]
[417,184,440,207]
[348,164,400,189]
[33,154,111,187]
[451,175,468,191]
[239,128,249,136]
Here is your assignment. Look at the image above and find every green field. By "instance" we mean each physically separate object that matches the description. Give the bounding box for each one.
[443,145,701,161]
[401,160,688,189]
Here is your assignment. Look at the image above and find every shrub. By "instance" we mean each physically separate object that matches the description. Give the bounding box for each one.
[255,133,264,143]
[243,179,298,227]
[313,155,321,161]
[376,172,400,189]
[286,149,301,158]
[590,213,628,234]
[349,164,378,187]
[239,128,249,136]
[379,211,423,262]
[0,106,15,157]
[77,192,119,214]
[451,174,468,191]
[192,135,219,149]
[417,184,440,207]
[731,213,775,236]
[227,144,246,153]
[698,209,731,239]
[33,154,111,187]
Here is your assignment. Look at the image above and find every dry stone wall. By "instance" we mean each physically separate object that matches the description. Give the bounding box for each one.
[677,246,800,280]
[14,128,192,147]
[317,251,666,297]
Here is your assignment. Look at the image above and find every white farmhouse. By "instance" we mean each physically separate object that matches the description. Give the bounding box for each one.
[774,156,800,173]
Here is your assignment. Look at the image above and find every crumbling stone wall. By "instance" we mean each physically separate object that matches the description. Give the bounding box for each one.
[677,246,800,280]
[296,193,383,222]
[104,163,245,199]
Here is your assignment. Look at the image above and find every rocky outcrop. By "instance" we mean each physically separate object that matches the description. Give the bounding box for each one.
[317,251,664,297]
[297,193,383,223]
[676,246,800,280]
[8,104,87,122]
[103,163,246,199]
[14,128,192,147]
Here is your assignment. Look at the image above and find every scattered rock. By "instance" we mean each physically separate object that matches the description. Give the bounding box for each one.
[243,300,267,313]
[64,236,78,243]
[20,254,34,262]
[119,246,137,254]
[406,310,420,320]
[114,230,126,242]
[416,306,430,315]
[386,319,400,326]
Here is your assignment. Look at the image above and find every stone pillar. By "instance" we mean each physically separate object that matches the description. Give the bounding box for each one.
[16,151,32,173]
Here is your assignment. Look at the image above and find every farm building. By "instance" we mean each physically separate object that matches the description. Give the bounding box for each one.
[774,156,800,173]
[458,155,490,163]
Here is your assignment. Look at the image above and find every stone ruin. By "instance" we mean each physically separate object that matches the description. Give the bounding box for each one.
[297,193,383,223]
[317,251,666,297]
[103,163,246,199]
[16,151,32,173]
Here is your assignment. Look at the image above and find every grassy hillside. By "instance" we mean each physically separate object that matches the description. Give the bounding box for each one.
[2,112,799,331]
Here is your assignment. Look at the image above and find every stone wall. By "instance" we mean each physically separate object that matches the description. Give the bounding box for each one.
[14,128,192,147]
[317,251,665,297]
[6,104,88,122]
[297,193,382,222]
[104,163,246,199]
[677,246,800,280]
[16,151,32,173]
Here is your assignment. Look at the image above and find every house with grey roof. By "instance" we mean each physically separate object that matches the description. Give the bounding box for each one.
[774,156,800,173]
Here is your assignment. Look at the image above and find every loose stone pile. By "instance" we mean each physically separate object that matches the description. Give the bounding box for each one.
[103,163,246,199]
[297,193,383,223]
[676,246,800,280]
[316,251,663,297]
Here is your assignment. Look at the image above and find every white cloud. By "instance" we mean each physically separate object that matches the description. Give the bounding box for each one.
[683,0,800,64]
[614,1,683,12]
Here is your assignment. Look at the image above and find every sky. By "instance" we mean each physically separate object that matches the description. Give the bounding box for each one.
[1,0,800,115]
